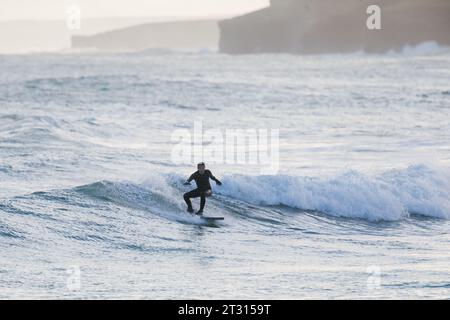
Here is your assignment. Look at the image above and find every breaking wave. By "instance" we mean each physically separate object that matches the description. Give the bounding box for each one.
[217,165,450,222]
[71,164,450,223]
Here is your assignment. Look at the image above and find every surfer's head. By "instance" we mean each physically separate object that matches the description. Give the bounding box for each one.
[197,162,206,174]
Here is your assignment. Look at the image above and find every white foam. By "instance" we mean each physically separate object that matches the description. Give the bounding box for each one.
[389,41,450,56]
[216,165,450,222]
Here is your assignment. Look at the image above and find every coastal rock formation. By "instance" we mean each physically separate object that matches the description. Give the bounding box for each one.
[71,20,219,52]
[219,0,450,54]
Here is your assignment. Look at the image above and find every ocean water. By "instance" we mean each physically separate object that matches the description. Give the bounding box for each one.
[1,45,450,299]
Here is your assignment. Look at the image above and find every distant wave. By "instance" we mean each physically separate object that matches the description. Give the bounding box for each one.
[217,165,450,222]
[133,42,450,57]
[0,113,68,145]
[0,164,13,174]
[302,41,450,57]
[3,41,449,57]
[389,41,450,56]
[0,223,23,239]
[23,74,141,91]
[0,112,135,149]
[135,41,450,56]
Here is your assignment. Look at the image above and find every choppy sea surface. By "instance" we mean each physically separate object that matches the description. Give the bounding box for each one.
[1,45,450,299]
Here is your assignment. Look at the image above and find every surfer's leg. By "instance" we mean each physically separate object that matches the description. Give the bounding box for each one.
[183,193,193,210]
[197,189,213,215]
[184,189,200,213]
[197,190,211,214]
[199,196,206,212]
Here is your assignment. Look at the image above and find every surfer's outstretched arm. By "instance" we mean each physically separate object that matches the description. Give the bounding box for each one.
[208,171,222,185]
[184,172,196,185]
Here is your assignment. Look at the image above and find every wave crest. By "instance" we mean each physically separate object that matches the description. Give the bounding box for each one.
[217,165,450,221]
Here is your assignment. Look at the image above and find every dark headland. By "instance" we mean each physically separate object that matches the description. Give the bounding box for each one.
[219,0,450,54]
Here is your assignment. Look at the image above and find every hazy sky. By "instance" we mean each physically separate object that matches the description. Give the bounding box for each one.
[1,0,269,21]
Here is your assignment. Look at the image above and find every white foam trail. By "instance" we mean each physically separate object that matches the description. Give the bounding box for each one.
[217,165,450,222]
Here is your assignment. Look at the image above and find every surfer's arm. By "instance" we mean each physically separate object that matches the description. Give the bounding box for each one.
[184,172,196,185]
[208,171,222,186]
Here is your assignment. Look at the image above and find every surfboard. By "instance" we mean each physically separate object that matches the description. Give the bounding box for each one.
[187,212,224,221]
[201,216,224,221]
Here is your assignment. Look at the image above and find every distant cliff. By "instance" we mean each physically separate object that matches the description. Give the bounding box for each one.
[71,20,219,52]
[219,0,450,54]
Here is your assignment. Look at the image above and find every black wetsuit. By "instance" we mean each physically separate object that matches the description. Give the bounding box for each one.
[183,170,221,212]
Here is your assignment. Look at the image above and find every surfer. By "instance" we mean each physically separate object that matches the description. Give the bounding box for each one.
[183,162,222,215]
